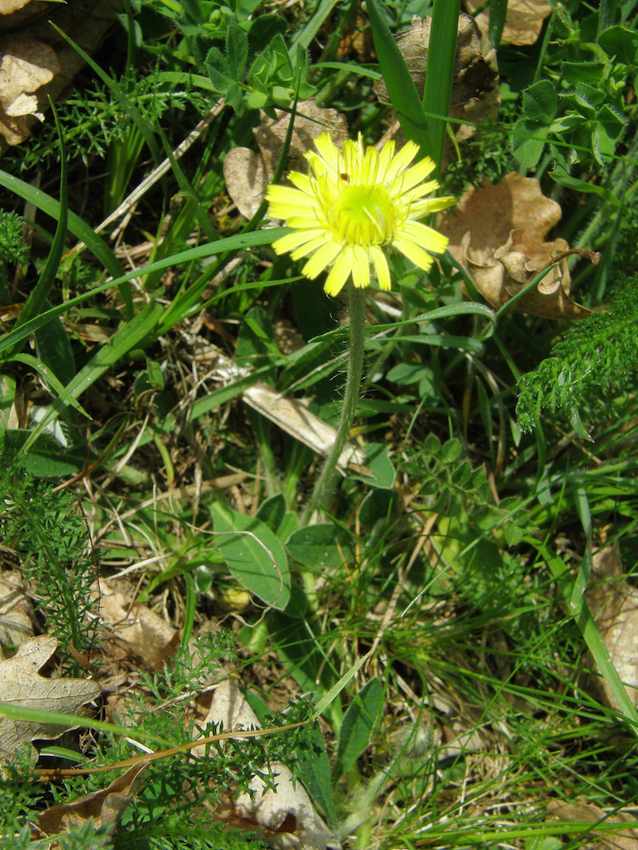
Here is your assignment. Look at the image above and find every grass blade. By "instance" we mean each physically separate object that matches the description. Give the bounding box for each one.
[367,0,429,149]
[422,0,460,169]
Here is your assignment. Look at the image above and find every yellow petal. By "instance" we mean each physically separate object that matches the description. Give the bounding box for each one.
[272,229,326,255]
[402,221,449,255]
[267,185,316,207]
[302,241,342,279]
[314,132,341,173]
[291,235,330,261]
[324,249,353,296]
[269,205,318,221]
[377,140,396,182]
[352,245,370,288]
[288,171,315,194]
[393,157,436,194]
[400,179,440,205]
[385,141,419,184]
[370,246,391,291]
[393,237,434,271]
[410,195,456,217]
[286,216,326,229]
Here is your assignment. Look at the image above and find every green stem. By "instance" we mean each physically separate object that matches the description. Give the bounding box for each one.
[302,287,366,524]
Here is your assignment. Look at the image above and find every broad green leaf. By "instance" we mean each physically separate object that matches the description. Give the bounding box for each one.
[336,678,385,777]
[211,502,291,610]
[286,524,351,571]
[226,20,248,81]
[522,80,557,123]
[598,25,638,64]
[353,443,396,491]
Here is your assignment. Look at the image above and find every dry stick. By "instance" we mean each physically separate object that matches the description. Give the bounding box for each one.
[70,99,226,252]
[35,719,306,780]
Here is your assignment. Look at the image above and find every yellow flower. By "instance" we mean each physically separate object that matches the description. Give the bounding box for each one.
[266,133,455,297]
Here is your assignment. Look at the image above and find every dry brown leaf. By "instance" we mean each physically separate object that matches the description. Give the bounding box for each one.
[0,570,34,647]
[548,799,638,849]
[36,763,148,837]
[440,172,591,319]
[223,147,269,219]
[92,578,178,671]
[224,100,348,219]
[0,636,100,764]
[586,545,638,710]
[465,0,552,46]
[0,37,59,144]
[196,680,340,850]
[0,0,121,144]
[374,15,499,144]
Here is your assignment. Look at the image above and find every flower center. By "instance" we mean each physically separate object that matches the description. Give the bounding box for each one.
[332,185,396,246]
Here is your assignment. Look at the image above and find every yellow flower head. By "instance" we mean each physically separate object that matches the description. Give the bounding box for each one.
[266,133,455,297]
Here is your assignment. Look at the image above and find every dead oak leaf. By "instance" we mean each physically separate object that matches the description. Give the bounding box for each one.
[586,545,638,710]
[548,799,638,849]
[374,15,499,144]
[0,636,100,764]
[36,763,148,838]
[224,100,348,219]
[92,578,178,671]
[440,172,590,319]
[196,680,340,850]
[0,37,59,144]
[0,570,34,648]
[465,0,552,46]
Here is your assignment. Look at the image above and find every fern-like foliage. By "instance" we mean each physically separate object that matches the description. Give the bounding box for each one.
[516,275,638,431]
[0,464,98,654]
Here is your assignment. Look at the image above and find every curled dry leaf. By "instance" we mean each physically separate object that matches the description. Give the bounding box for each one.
[374,14,499,144]
[586,545,638,710]
[0,38,59,144]
[547,799,638,849]
[0,635,100,764]
[196,679,340,850]
[224,101,348,219]
[0,570,34,647]
[0,0,121,145]
[465,0,553,46]
[92,578,178,671]
[440,172,591,319]
[36,763,148,838]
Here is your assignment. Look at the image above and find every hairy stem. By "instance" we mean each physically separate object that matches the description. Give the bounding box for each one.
[302,287,366,524]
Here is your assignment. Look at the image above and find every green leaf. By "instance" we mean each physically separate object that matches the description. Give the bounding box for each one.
[550,165,607,195]
[226,20,248,81]
[512,119,549,170]
[249,34,293,91]
[522,80,557,123]
[353,443,396,490]
[286,524,352,571]
[336,678,385,776]
[211,503,291,610]
[598,24,638,64]
[299,725,337,826]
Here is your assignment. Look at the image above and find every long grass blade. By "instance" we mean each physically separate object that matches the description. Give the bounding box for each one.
[422,0,460,169]
[367,0,429,150]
